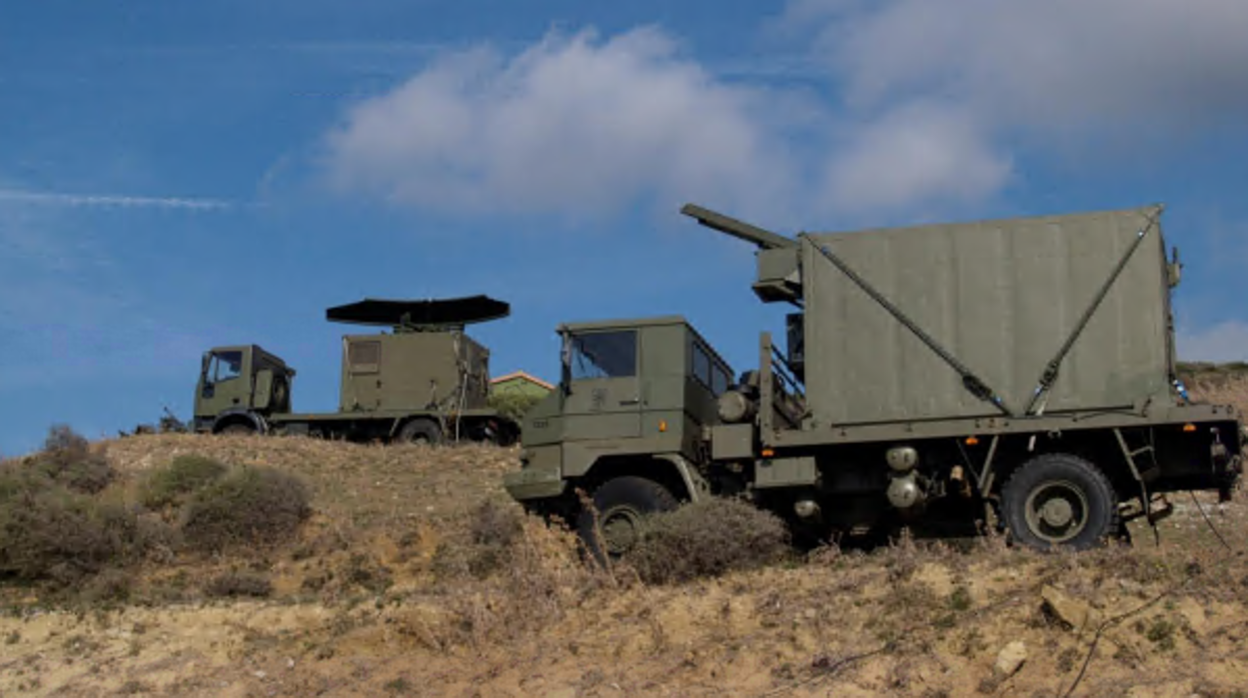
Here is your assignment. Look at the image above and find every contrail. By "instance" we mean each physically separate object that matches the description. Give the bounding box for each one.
[0,188,234,210]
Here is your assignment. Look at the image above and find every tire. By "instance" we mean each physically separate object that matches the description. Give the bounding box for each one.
[491,421,520,447]
[1000,453,1119,552]
[577,475,679,564]
[396,418,441,445]
[220,423,255,436]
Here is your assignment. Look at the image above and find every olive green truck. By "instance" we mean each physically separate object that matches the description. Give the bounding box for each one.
[192,296,520,446]
[504,204,1245,554]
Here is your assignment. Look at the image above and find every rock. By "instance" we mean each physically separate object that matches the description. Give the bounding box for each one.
[545,688,577,698]
[1041,585,1099,631]
[994,641,1027,677]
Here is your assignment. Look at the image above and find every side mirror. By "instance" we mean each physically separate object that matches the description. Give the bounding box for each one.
[560,333,573,396]
[1167,246,1182,288]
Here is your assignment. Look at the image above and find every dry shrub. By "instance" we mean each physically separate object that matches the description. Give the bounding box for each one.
[431,498,525,579]
[80,569,134,604]
[179,465,312,553]
[141,454,228,509]
[443,514,603,649]
[204,571,273,598]
[33,425,115,495]
[626,496,792,585]
[0,466,160,584]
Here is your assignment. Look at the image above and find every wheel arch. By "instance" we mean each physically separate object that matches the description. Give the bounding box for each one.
[575,453,705,504]
[392,415,443,443]
[985,429,1142,500]
[211,409,267,435]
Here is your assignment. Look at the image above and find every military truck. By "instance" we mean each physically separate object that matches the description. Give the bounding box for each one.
[193,295,520,446]
[504,204,1245,555]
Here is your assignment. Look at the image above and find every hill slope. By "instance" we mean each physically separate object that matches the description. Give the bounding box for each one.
[2,390,1248,696]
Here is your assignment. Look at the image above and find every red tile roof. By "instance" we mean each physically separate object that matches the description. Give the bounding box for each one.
[490,370,555,391]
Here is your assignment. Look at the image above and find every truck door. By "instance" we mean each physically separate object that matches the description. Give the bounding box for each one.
[197,349,251,418]
[562,329,643,440]
[341,337,383,411]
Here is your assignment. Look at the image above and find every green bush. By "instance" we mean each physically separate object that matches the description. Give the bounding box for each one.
[625,496,793,585]
[141,455,228,509]
[179,465,312,553]
[487,391,545,423]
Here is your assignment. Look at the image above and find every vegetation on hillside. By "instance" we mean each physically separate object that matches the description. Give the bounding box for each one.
[0,373,1246,695]
[0,427,311,600]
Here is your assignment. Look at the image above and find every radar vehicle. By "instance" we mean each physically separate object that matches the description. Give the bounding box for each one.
[193,295,520,445]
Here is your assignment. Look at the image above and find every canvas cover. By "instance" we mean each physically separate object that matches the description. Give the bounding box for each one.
[799,206,1174,426]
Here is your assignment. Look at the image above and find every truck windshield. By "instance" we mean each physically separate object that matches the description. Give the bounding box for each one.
[208,350,243,383]
[569,331,636,379]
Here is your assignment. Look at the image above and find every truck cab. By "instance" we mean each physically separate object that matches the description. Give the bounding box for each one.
[504,316,748,556]
[193,345,295,433]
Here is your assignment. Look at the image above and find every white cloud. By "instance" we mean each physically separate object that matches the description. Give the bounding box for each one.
[822,101,1011,212]
[321,6,1248,223]
[1177,321,1248,363]
[758,0,1248,218]
[322,27,800,222]
[788,0,1248,140]
[0,188,233,210]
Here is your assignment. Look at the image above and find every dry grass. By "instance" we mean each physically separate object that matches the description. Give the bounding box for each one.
[1190,372,1248,416]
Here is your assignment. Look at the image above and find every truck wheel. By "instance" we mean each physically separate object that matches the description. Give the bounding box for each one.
[577,476,678,562]
[397,419,441,445]
[1000,453,1118,552]
[220,423,255,436]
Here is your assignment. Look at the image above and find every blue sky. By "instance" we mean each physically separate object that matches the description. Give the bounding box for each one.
[2,0,1247,455]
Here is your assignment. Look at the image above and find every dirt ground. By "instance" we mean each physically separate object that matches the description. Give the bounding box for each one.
[3,432,1248,698]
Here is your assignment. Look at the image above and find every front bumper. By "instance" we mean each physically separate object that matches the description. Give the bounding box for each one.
[502,451,566,501]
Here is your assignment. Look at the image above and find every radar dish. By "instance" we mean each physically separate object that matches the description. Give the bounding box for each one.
[325,295,510,329]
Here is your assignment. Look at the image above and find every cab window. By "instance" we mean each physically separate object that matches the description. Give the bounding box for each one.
[712,364,730,395]
[208,350,243,383]
[569,331,636,380]
[690,337,732,396]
